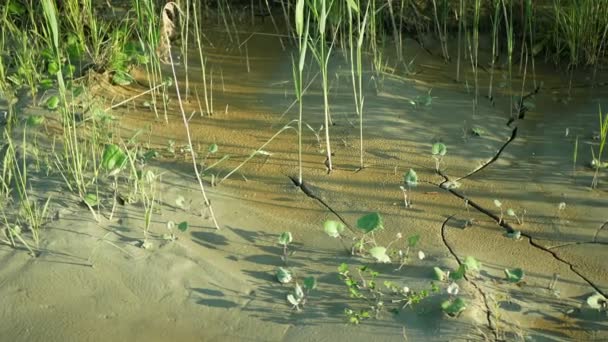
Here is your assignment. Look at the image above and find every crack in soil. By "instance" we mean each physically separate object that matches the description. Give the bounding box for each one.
[455,85,540,183]
[454,127,518,183]
[436,171,608,298]
[441,214,498,341]
[547,240,608,250]
[433,85,607,298]
[288,176,355,233]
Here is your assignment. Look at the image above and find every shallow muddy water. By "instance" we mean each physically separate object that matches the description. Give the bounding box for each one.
[1,18,607,342]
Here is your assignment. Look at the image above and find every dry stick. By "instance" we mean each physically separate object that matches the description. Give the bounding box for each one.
[104,82,167,112]
[163,4,219,230]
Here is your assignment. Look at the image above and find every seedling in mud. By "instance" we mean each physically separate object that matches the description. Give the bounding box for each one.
[505,268,525,283]
[441,297,467,317]
[395,234,423,270]
[403,169,418,208]
[340,263,438,324]
[278,231,294,265]
[286,276,316,311]
[344,308,371,325]
[586,293,607,311]
[323,220,350,252]
[385,281,439,310]
[431,142,447,172]
[276,267,293,284]
[162,220,188,241]
[494,199,504,223]
[353,212,384,256]
[507,208,525,225]
[399,186,408,208]
[409,89,435,108]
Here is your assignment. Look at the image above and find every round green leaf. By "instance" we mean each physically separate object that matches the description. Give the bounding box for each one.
[504,268,524,283]
[369,247,390,263]
[356,212,384,234]
[177,221,188,232]
[324,220,344,238]
[404,169,418,187]
[208,143,219,154]
[278,232,293,246]
[432,142,447,156]
[441,297,467,316]
[303,276,317,291]
[276,267,292,284]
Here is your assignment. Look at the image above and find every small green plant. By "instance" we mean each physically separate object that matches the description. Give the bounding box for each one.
[278,231,294,265]
[431,142,447,171]
[276,267,293,284]
[586,293,607,311]
[353,212,384,255]
[494,199,503,223]
[505,267,525,283]
[286,276,316,311]
[441,297,467,317]
[162,220,188,242]
[403,169,418,208]
[506,208,525,225]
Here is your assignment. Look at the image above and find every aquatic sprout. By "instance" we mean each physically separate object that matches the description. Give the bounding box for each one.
[505,268,525,283]
[431,142,447,171]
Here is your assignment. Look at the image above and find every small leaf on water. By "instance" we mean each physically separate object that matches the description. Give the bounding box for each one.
[471,127,485,136]
[208,143,219,154]
[46,96,60,110]
[432,142,447,156]
[278,232,293,246]
[507,208,516,216]
[418,250,425,260]
[504,268,525,283]
[369,247,391,263]
[356,212,384,234]
[493,199,502,208]
[324,220,345,238]
[177,221,188,232]
[303,276,316,291]
[175,195,185,208]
